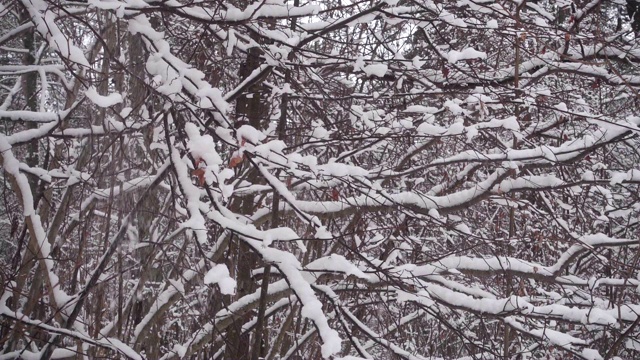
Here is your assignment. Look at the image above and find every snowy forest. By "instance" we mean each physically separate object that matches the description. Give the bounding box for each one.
[3,0,640,358]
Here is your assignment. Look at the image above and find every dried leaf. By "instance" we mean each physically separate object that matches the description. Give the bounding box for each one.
[331,188,340,201]
[192,168,206,186]
[229,155,244,168]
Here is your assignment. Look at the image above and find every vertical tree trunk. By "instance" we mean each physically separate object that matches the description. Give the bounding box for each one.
[4,6,40,352]
[225,45,265,360]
